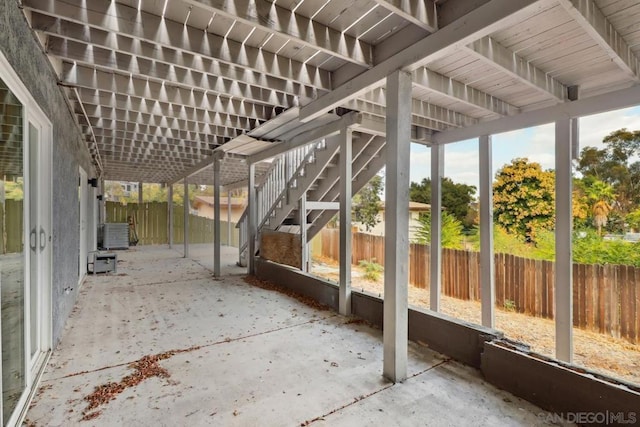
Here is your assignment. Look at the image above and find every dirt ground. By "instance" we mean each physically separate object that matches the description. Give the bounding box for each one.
[311,257,640,386]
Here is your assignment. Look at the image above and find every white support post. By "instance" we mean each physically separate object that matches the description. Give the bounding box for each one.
[100,178,106,225]
[555,116,574,363]
[168,185,174,248]
[183,179,189,258]
[339,128,353,316]
[479,135,495,328]
[227,191,232,246]
[248,163,257,275]
[383,70,411,383]
[299,192,309,273]
[214,157,222,277]
[430,143,444,311]
[138,181,143,234]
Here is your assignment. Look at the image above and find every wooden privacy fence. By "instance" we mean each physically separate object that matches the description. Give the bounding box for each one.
[318,229,640,344]
[105,201,239,247]
[0,199,24,254]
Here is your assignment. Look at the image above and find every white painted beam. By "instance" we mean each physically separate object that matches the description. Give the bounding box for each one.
[62,63,274,121]
[555,115,573,363]
[383,70,411,383]
[558,0,640,81]
[433,84,640,144]
[169,155,216,185]
[430,143,444,311]
[343,99,449,132]
[339,127,353,316]
[91,134,222,152]
[306,201,340,210]
[465,37,567,101]
[372,0,438,32]
[24,0,331,89]
[412,67,520,117]
[182,0,372,67]
[248,112,361,164]
[81,106,242,138]
[84,120,228,144]
[299,0,547,122]
[479,135,495,328]
[358,88,478,127]
[76,88,262,130]
[46,36,298,107]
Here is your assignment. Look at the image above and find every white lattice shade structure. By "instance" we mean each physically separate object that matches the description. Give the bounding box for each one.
[20,0,640,183]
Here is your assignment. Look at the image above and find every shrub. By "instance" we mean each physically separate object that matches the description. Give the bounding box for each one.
[358,259,384,282]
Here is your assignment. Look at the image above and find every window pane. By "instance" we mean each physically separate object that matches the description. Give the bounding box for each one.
[0,76,26,425]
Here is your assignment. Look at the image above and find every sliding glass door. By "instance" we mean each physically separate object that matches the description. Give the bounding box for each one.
[0,70,51,425]
[0,76,27,426]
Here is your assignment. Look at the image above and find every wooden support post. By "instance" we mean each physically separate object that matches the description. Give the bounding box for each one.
[479,135,495,327]
[168,184,174,248]
[299,192,309,272]
[248,163,257,275]
[383,70,411,383]
[430,143,444,311]
[183,179,189,258]
[137,182,143,238]
[339,130,353,315]
[555,115,574,362]
[214,157,221,277]
[227,191,232,246]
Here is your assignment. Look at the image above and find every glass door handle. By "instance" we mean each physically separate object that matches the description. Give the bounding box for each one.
[30,228,37,251]
[39,227,47,251]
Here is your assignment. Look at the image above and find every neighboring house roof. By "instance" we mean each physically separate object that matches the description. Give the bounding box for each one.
[378,201,431,211]
[193,196,247,209]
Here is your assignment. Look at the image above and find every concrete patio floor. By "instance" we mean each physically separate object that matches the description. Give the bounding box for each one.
[26,245,562,426]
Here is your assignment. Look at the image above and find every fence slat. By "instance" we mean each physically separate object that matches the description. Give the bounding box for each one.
[105,201,239,247]
[314,229,640,344]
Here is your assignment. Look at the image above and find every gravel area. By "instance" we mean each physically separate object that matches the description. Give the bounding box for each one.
[312,258,640,386]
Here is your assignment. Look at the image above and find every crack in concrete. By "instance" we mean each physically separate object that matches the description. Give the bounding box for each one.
[88,275,214,288]
[43,314,338,383]
[300,359,450,426]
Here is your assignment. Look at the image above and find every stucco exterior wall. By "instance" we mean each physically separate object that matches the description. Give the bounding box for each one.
[0,2,95,346]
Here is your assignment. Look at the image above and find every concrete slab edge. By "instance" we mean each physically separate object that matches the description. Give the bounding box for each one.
[481,342,640,425]
[254,258,640,422]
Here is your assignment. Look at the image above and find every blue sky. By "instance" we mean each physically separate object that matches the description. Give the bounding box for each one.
[407,106,640,194]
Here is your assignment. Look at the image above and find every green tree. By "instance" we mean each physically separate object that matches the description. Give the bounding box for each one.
[581,178,616,236]
[492,158,555,242]
[409,177,477,228]
[626,208,640,232]
[4,180,23,200]
[413,211,464,249]
[353,175,383,232]
[577,128,640,214]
